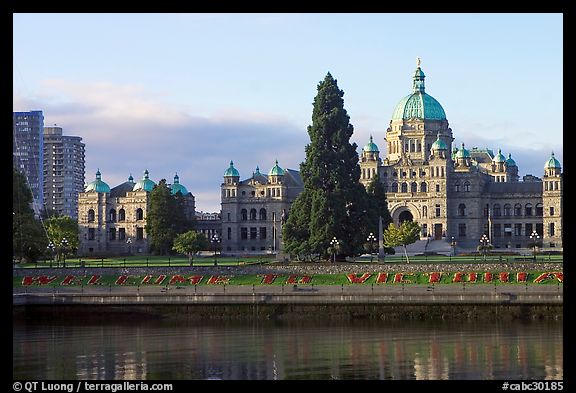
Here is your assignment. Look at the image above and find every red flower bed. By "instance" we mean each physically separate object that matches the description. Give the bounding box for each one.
[346,273,372,284]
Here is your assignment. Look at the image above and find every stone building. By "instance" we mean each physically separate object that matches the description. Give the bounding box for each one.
[359,63,562,251]
[220,161,303,254]
[77,170,195,256]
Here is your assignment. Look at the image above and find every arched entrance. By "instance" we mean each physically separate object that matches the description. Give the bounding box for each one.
[399,210,413,223]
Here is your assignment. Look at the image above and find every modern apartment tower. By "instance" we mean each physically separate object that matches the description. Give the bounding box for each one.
[13,110,44,214]
[43,126,85,219]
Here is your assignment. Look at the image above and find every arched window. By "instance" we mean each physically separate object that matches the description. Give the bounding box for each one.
[259,208,267,221]
[463,181,471,192]
[250,208,257,220]
[136,208,143,221]
[535,203,543,216]
[514,203,522,216]
[241,209,247,221]
[458,203,466,217]
[411,182,417,193]
[401,182,408,193]
[391,182,398,192]
[109,209,116,222]
[503,204,512,216]
[88,209,95,222]
[420,182,427,192]
[454,183,460,192]
[118,208,126,221]
[493,204,501,217]
[525,203,533,216]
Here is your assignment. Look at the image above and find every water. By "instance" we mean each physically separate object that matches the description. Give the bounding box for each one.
[13,318,562,380]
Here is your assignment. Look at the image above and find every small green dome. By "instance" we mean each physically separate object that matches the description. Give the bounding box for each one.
[391,64,446,121]
[505,153,517,167]
[224,160,240,177]
[170,173,188,195]
[455,143,470,158]
[544,152,561,169]
[363,135,379,152]
[493,149,506,163]
[85,169,111,193]
[431,133,448,150]
[133,169,156,192]
[269,160,285,176]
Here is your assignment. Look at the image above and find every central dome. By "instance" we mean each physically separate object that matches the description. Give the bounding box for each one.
[391,65,447,121]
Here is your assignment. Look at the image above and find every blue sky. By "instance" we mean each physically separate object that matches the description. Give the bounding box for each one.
[13,13,563,213]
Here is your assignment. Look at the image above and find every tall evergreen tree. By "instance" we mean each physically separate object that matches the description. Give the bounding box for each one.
[145,179,193,255]
[365,174,393,235]
[13,168,47,262]
[283,73,370,259]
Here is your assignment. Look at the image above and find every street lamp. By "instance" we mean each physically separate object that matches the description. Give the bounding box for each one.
[61,237,69,268]
[47,242,55,268]
[529,230,540,261]
[367,233,377,263]
[479,234,489,262]
[126,237,132,255]
[329,237,340,263]
[450,237,457,259]
[211,233,221,266]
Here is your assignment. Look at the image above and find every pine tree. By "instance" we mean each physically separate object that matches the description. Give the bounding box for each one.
[145,179,193,255]
[283,73,371,260]
[365,174,393,235]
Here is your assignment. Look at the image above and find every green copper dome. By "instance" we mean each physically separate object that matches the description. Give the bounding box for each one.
[431,133,448,150]
[493,149,506,163]
[170,173,189,195]
[269,160,285,176]
[392,65,447,121]
[224,160,240,177]
[455,143,470,158]
[544,152,561,169]
[132,169,156,192]
[505,153,516,167]
[363,135,379,152]
[85,169,111,193]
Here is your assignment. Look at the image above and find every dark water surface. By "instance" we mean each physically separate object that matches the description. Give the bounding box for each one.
[13,318,562,380]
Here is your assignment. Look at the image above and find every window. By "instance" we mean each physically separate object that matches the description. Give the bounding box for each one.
[504,224,512,237]
[391,182,398,192]
[88,209,95,222]
[109,209,116,222]
[549,207,555,216]
[260,227,267,239]
[420,182,427,192]
[88,228,95,240]
[250,227,257,240]
[136,227,144,240]
[503,204,511,216]
[136,208,143,220]
[535,203,543,216]
[435,204,441,217]
[494,224,501,237]
[514,204,522,216]
[458,223,466,237]
[227,213,231,221]
[514,224,522,236]
[454,183,460,192]
[458,204,466,217]
[241,209,247,221]
[259,208,267,221]
[463,182,470,192]
[483,205,489,217]
[109,228,116,241]
[227,227,232,240]
[422,206,427,218]
[493,204,501,217]
[250,209,257,220]
[241,228,248,240]
[525,203,533,216]
[536,223,543,237]
[401,183,408,193]
[525,223,533,237]
[411,182,417,193]
[118,209,125,221]
[118,228,126,241]
[422,224,428,237]
[549,223,555,237]
[435,184,440,192]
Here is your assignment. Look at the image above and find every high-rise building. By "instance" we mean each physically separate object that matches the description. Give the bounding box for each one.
[43,126,85,219]
[13,110,44,213]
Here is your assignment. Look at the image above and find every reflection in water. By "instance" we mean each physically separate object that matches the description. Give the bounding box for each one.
[13,319,562,380]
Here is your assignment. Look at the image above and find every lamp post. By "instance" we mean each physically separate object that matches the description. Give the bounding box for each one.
[47,242,55,268]
[61,237,69,268]
[329,237,340,263]
[367,233,376,263]
[450,236,457,259]
[211,234,220,266]
[126,237,132,255]
[479,234,489,262]
[529,230,540,261]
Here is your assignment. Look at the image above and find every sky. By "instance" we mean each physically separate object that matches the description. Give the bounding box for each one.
[13,13,563,213]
